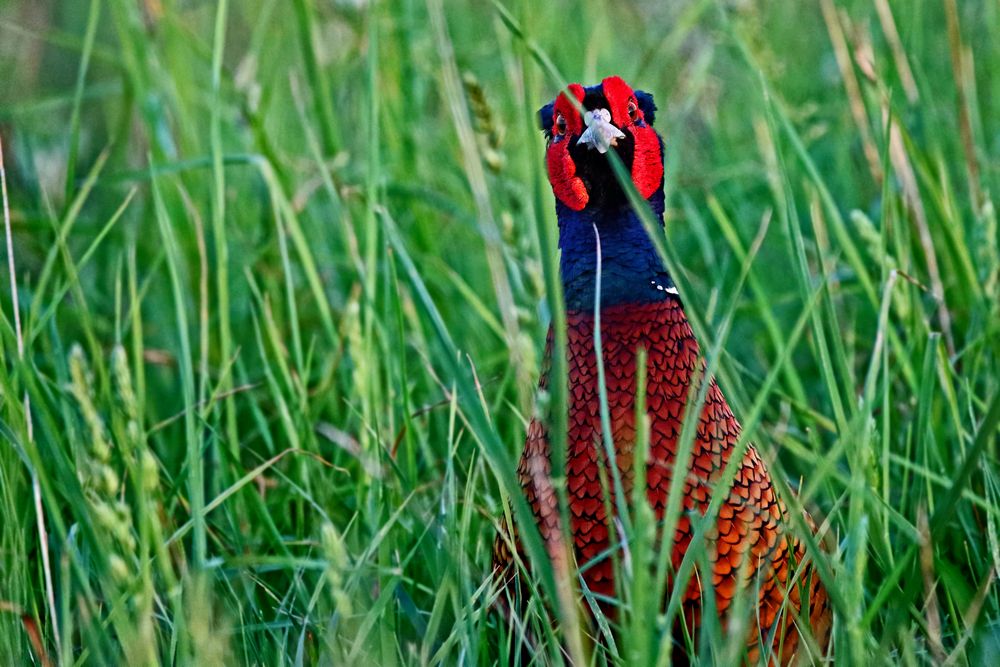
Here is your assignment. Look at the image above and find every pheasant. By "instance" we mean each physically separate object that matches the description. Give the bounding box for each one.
[492,76,832,663]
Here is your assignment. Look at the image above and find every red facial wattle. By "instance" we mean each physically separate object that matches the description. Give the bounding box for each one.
[545,84,589,211]
[629,122,663,200]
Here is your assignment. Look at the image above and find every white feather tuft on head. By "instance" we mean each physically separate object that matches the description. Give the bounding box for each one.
[577,108,625,154]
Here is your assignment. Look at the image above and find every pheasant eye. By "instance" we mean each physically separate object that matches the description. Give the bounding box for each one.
[627,100,638,122]
[554,113,567,136]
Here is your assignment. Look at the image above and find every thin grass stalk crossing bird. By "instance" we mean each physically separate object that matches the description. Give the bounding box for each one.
[492,76,832,663]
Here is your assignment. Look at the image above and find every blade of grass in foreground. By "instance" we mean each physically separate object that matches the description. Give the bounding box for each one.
[63,0,101,207]
[149,160,205,569]
[210,0,240,471]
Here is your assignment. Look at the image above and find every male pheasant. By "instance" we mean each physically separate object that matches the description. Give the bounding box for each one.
[492,76,832,663]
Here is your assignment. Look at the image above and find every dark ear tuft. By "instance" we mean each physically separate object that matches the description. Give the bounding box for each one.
[538,101,555,137]
[635,90,657,125]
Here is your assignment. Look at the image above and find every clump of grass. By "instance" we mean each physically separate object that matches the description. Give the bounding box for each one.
[0,0,998,665]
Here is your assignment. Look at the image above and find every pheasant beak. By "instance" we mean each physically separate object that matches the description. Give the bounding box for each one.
[576,108,625,154]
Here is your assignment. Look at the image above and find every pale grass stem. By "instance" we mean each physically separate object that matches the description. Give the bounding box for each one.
[1,132,61,663]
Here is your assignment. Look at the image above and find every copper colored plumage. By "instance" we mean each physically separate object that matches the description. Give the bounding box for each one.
[492,77,832,663]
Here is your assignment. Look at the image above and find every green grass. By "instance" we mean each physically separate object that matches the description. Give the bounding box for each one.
[1,0,998,664]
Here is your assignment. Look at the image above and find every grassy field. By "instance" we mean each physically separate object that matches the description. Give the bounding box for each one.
[1,0,998,664]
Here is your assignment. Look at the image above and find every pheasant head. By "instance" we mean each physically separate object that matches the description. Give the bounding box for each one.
[539,75,664,212]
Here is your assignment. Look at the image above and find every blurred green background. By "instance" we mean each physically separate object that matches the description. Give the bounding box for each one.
[0,0,998,664]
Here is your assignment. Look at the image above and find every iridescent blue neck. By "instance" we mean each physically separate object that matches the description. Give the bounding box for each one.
[557,189,673,311]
